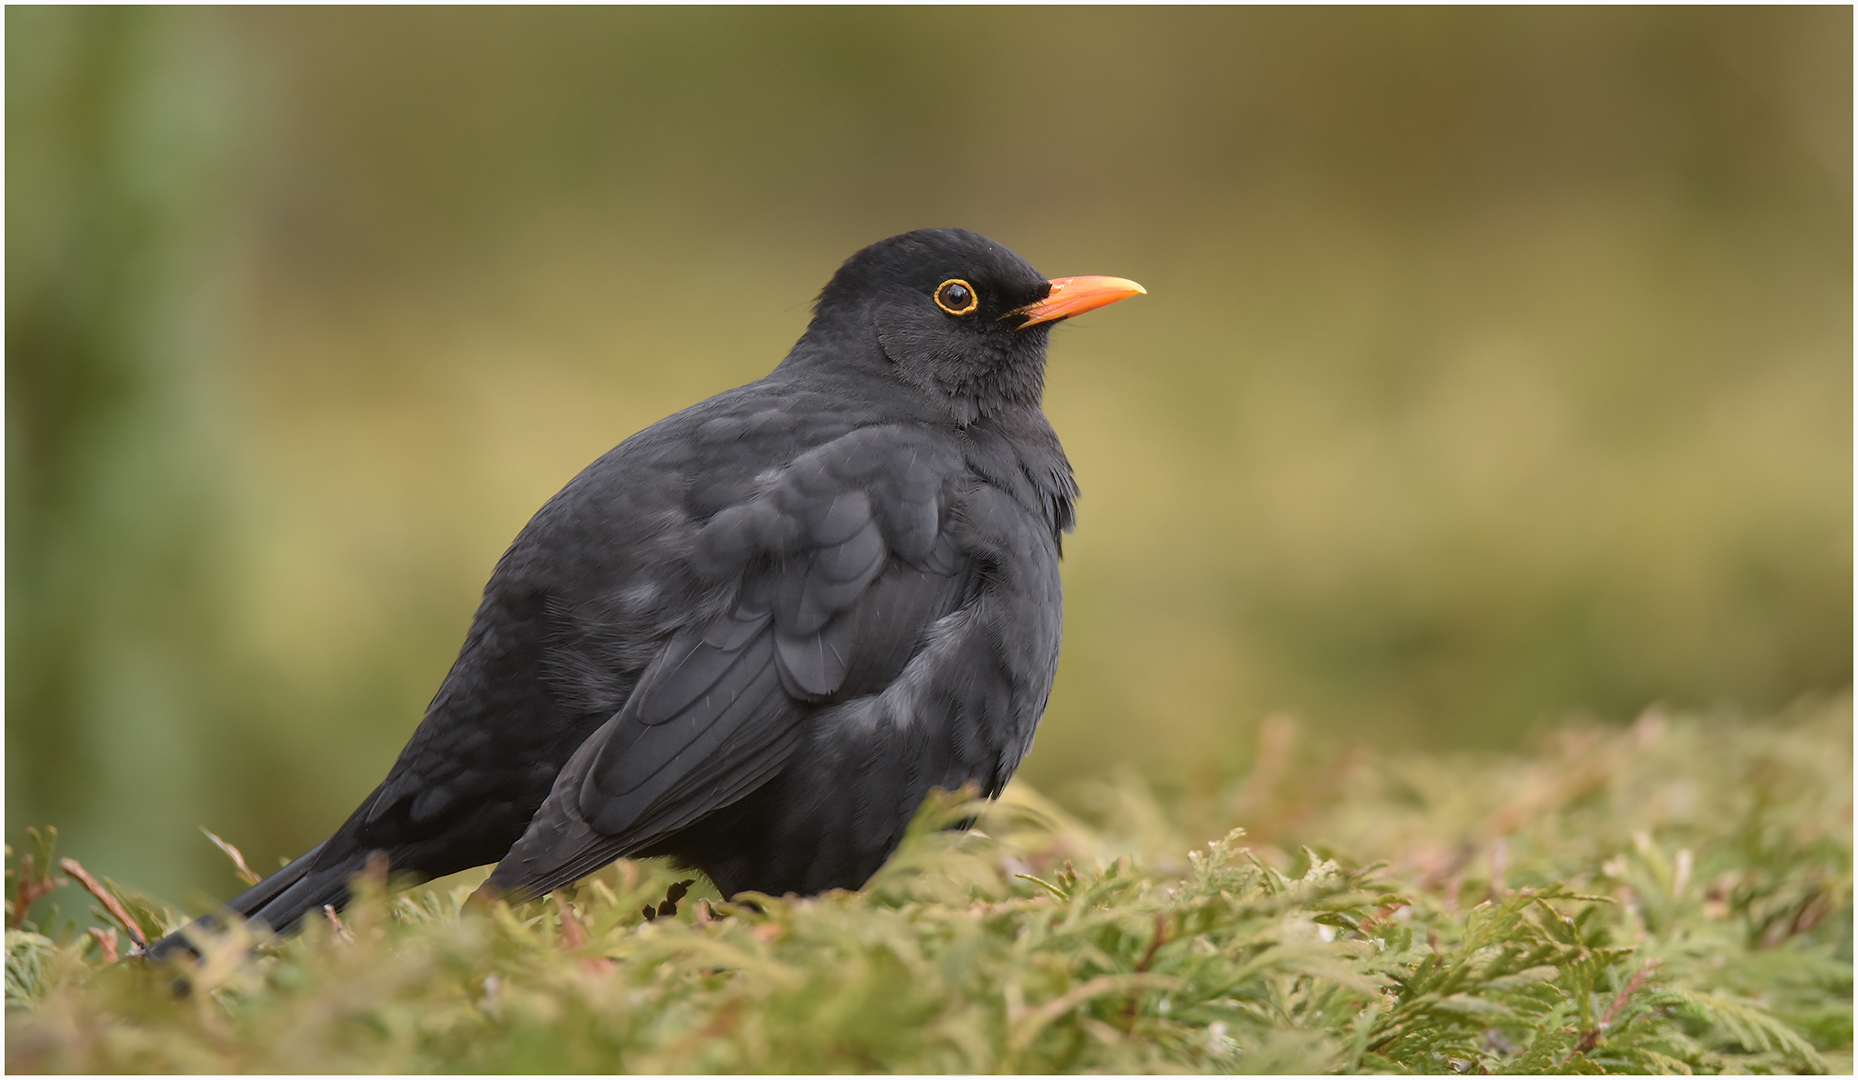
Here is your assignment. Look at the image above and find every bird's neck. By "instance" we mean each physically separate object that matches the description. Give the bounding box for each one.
[778,324,1047,430]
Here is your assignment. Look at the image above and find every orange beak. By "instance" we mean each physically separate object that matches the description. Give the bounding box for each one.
[1009,275,1146,329]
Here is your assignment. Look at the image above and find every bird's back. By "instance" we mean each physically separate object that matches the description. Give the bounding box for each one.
[473,370,1076,899]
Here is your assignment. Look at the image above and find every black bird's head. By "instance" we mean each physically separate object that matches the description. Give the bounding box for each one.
[799,228,1144,426]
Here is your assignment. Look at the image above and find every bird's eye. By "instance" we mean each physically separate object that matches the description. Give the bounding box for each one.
[933,279,978,316]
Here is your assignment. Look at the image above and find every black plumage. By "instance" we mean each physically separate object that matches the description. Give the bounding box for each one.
[148,228,1142,958]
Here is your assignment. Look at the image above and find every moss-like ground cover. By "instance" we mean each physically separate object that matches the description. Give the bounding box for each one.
[7,699,1849,1073]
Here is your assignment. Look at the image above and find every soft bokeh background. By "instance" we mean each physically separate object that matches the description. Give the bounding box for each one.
[9,7,1850,909]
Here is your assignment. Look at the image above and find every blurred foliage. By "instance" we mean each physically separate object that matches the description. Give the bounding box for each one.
[5,8,1851,912]
[7,701,1850,1073]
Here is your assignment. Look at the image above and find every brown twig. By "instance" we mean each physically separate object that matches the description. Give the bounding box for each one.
[59,858,148,949]
[324,903,353,944]
[200,828,261,886]
[555,894,587,950]
[1135,911,1169,973]
[1786,888,1829,941]
[1486,839,1509,903]
[1576,960,1658,1053]
[9,854,67,929]
[1121,912,1171,1024]
[554,893,615,973]
[87,927,120,964]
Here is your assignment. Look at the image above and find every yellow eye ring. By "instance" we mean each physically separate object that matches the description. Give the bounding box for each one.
[933,279,978,316]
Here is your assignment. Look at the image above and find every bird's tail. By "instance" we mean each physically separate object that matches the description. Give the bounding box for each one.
[145,839,375,961]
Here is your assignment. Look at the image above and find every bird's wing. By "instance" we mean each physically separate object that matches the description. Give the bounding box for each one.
[482,424,973,898]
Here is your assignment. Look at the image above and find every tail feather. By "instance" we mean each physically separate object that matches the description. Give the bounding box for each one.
[147,840,359,961]
[241,851,375,933]
[225,840,329,919]
[478,798,622,906]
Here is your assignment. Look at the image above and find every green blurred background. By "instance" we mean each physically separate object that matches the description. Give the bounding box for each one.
[8,7,1850,910]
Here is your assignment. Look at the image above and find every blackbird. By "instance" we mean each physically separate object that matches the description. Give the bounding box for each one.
[148,228,1142,958]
